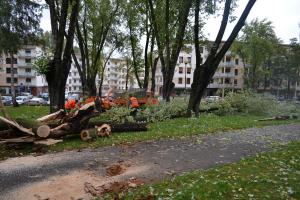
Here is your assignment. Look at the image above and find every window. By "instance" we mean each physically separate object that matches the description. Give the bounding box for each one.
[187,78,191,84]
[6,78,17,83]
[25,59,31,63]
[108,62,110,65]
[225,78,231,84]
[225,56,231,62]
[234,79,238,85]
[108,68,110,71]
[73,72,77,76]
[25,49,31,54]
[6,68,17,74]
[6,58,17,64]
[225,68,231,73]
[179,67,183,74]
[69,87,71,91]
[222,68,225,73]
[74,79,77,83]
[187,68,191,74]
[187,57,192,63]
[26,78,31,83]
[69,79,71,84]
[73,86,77,90]
[25,68,31,73]
[235,58,239,65]
[235,69,238,76]
[178,78,183,84]
[179,57,183,63]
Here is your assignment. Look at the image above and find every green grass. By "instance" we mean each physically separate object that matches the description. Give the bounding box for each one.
[1,106,49,119]
[109,141,300,200]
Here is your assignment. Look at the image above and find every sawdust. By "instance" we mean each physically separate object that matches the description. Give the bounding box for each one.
[9,164,152,200]
[106,161,131,176]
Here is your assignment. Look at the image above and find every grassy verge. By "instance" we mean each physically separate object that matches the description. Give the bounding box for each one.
[110,141,300,200]
[0,106,300,160]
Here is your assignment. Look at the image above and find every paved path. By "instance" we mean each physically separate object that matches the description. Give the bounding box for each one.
[1,124,300,200]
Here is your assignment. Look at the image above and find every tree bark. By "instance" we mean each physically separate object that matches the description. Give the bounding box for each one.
[45,0,80,113]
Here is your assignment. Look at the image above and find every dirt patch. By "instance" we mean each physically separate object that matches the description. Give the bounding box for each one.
[106,161,131,176]
[84,177,145,198]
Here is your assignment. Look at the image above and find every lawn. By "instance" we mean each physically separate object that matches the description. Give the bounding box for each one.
[110,141,300,200]
[0,106,300,160]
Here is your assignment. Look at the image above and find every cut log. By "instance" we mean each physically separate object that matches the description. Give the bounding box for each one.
[96,124,111,137]
[80,130,92,141]
[0,136,34,144]
[0,129,18,139]
[0,116,34,136]
[95,122,147,133]
[37,109,65,123]
[37,125,51,138]
[257,115,291,121]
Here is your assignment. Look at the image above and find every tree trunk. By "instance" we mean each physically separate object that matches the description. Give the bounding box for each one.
[10,53,18,107]
[188,0,256,117]
[151,57,159,94]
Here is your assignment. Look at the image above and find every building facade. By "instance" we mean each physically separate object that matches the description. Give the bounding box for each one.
[0,45,48,96]
[154,45,245,97]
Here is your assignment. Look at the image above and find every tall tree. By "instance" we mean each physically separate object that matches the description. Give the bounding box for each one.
[0,0,42,106]
[187,0,256,117]
[237,18,278,90]
[45,0,79,112]
[72,0,121,96]
[148,0,193,101]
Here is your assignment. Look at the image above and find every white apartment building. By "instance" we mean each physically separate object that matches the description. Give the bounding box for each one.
[154,45,244,97]
[66,57,138,95]
[0,45,48,96]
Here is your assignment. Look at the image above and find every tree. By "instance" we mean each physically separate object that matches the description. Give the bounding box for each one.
[237,18,278,90]
[72,0,121,96]
[45,0,79,112]
[148,0,193,101]
[0,0,42,106]
[187,0,256,117]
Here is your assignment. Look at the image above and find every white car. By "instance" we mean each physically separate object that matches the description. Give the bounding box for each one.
[16,96,30,105]
[27,97,47,105]
[205,96,221,102]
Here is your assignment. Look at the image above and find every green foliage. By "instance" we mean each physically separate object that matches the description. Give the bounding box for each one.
[33,54,51,75]
[106,106,135,123]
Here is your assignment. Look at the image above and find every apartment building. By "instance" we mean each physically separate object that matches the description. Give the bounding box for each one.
[154,45,244,97]
[66,57,138,95]
[0,45,48,96]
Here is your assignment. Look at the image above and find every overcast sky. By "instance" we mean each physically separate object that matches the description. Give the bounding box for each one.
[40,0,300,44]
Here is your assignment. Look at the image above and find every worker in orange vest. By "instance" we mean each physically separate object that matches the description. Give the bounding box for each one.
[129,94,139,108]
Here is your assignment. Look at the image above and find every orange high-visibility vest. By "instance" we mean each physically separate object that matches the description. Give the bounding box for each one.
[130,97,139,108]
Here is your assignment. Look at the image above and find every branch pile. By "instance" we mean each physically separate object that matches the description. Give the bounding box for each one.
[0,99,148,147]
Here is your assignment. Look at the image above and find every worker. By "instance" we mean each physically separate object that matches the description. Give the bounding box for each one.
[128,94,139,117]
[129,94,139,108]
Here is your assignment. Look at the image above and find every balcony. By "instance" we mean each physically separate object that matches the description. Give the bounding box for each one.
[219,61,235,68]
[18,63,32,68]
[207,83,235,89]
[17,72,36,78]
[213,72,235,78]
[18,52,34,58]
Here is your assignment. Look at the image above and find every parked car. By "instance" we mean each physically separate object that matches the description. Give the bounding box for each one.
[27,97,47,106]
[1,96,12,106]
[205,96,221,102]
[39,93,49,101]
[20,92,33,99]
[16,96,30,105]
